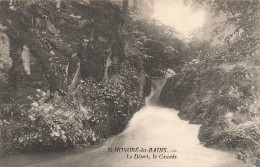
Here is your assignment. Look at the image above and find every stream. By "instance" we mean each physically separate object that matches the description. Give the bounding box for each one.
[0,78,246,167]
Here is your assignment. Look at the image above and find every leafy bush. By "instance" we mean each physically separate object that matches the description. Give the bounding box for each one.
[0,0,147,155]
[0,56,146,154]
[0,89,96,153]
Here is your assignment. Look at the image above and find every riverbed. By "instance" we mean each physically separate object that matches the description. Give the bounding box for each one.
[0,78,246,167]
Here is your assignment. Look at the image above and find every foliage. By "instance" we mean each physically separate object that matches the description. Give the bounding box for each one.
[161,1,260,166]
[0,0,146,155]
[123,16,184,76]
[0,89,95,153]
[0,54,145,154]
[162,44,260,167]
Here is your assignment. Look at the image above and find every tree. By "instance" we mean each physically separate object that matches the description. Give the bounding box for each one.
[187,0,260,62]
[122,0,129,20]
[190,0,259,41]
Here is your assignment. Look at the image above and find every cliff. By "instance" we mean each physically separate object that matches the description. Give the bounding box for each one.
[0,0,147,154]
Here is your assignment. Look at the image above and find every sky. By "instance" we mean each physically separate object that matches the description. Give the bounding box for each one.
[152,0,206,38]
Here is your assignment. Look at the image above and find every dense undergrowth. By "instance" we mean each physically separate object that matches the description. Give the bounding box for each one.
[0,0,146,155]
[161,1,260,165]
[0,56,145,153]
[0,0,182,155]
[122,15,184,76]
[162,44,260,167]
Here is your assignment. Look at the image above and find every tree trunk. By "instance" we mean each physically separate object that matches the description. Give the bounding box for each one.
[122,0,129,21]
[8,37,27,88]
[103,48,112,81]
[69,62,80,91]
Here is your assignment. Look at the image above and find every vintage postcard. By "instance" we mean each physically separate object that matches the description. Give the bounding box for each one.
[0,0,259,167]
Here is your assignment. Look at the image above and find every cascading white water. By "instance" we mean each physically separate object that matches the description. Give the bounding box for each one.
[1,78,246,167]
[145,77,167,106]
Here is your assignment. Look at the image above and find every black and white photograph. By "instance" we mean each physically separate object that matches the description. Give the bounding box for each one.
[0,0,259,166]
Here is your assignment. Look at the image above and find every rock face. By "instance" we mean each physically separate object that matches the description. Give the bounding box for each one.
[160,60,260,166]
[0,0,147,154]
[1,0,124,89]
[160,74,194,110]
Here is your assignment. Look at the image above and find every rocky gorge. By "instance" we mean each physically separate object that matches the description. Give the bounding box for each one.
[0,0,259,167]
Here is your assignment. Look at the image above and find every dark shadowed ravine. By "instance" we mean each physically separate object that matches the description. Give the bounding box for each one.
[0,78,246,167]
